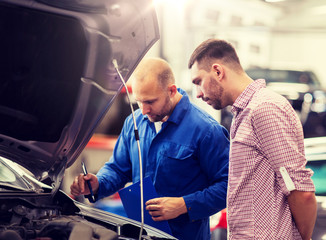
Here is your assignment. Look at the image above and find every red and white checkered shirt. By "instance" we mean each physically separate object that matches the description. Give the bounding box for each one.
[227,79,315,239]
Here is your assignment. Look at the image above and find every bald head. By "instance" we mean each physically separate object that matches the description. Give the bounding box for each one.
[130,57,182,122]
[132,57,175,90]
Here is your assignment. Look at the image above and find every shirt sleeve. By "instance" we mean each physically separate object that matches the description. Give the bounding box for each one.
[96,117,133,200]
[252,101,315,196]
[183,124,229,221]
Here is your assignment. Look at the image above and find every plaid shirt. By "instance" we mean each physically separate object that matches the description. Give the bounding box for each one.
[227,79,315,239]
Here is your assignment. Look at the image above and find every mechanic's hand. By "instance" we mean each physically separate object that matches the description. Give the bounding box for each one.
[145,197,187,221]
[70,173,99,197]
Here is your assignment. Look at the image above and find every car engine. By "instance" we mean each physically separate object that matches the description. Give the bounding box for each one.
[0,193,171,240]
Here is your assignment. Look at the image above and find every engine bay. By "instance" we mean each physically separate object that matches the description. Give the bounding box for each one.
[0,192,171,240]
[0,197,119,240]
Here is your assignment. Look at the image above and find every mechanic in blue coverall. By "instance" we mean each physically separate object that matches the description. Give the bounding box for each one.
[70,57,229,240]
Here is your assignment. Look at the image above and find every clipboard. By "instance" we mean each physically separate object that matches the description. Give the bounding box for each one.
[118,176,172,234]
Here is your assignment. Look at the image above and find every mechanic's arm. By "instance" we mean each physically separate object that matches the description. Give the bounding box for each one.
[96,137,133,200]
[288,190,317,240]
[96,116,135,200]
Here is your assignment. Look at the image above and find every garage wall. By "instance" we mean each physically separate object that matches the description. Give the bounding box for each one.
[270,31,326,86]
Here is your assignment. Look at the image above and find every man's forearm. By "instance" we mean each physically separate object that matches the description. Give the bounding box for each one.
[288,190,317,240]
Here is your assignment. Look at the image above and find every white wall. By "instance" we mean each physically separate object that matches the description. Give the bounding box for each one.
[269,31,326,87]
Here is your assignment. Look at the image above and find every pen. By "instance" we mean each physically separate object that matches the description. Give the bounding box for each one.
[81,161,95,203]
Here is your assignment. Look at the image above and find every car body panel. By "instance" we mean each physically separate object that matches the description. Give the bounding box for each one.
[0,0,159,189]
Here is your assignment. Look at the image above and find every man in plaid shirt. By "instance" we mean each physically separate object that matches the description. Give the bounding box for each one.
[188,38,317,240]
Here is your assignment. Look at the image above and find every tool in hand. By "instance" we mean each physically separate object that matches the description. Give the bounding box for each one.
[81,161,95,203]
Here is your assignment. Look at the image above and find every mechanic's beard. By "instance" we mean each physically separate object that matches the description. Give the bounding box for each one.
[148,96,173,122]
[147,115,161,122]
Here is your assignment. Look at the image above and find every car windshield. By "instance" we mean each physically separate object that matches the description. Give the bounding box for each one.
[246,69,320,86]
[306,160,326,196]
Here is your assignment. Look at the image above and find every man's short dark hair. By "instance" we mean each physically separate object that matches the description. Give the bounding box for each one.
[188,39,242,72]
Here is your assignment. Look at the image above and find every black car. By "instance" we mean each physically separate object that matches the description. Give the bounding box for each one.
[0,0,176,239]
[220,68,326,137]
[247,68,326,138]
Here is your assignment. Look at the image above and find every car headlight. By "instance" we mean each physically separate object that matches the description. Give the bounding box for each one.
[311,90,326,113]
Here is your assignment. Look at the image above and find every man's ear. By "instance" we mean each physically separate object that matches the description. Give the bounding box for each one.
[212,63,224,81]
[168,84,178,96]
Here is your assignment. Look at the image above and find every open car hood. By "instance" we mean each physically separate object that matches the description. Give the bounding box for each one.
[0,0,159,190]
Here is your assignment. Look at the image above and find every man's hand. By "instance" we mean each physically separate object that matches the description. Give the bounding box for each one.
[145,197,187,221]
[70,173,99,197]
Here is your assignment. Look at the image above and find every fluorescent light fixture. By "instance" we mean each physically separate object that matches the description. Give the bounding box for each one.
[264,0,286,2]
